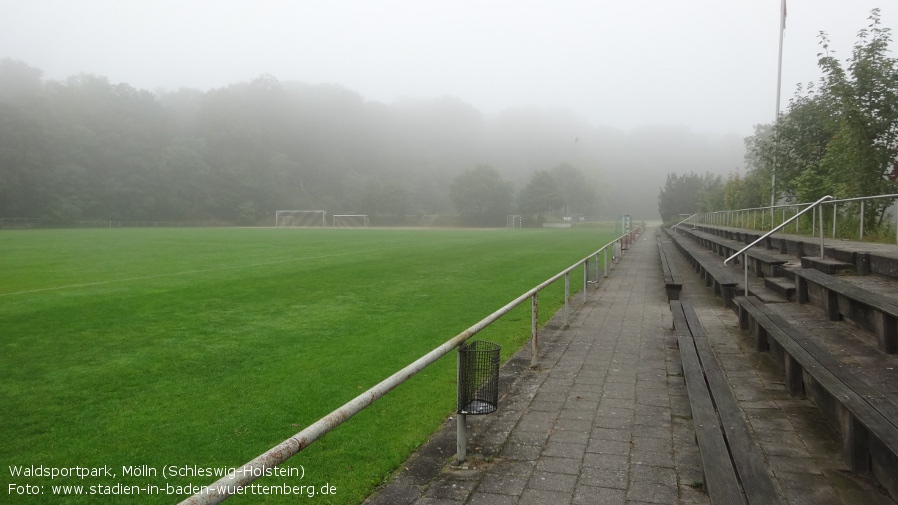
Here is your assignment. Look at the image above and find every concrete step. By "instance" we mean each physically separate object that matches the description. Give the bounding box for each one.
[764,276,796,302]
[746,283,788,303]
[801,256,854,275]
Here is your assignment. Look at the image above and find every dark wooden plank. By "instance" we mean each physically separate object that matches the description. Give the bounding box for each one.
[659,241,681,278]
[762,306,898,436]
[681,301,785,505]
[793,267,898,353]
[668,232,740,287]
[658,241,675,284]
[794,268,898,316]
[659,239,683,301]
[670,301,748,505]
[735,296,898,462]
[675,225,788,267]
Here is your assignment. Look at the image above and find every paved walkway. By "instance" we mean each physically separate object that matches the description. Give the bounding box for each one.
[364,231,705,505]
[362,228,895,505]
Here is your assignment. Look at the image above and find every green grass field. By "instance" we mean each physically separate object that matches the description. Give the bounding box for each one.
[1,226,617,504]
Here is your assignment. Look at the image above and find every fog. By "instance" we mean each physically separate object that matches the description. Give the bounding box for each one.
[0,1,895,221]
[3,1,893,134]
[0,70,745,221]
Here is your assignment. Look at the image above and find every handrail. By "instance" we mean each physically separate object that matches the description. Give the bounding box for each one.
[724,195,832,265]
[671,213,697,229]
[704,201,814,216]
[827,193,898,240]
[179,226,642,504]
[714,196,831,298]
[697,192,898,243]
[830,193,898,204]
[701,193,898,218]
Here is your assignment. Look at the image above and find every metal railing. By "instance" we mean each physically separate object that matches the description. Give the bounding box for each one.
[723,195,833,296]
[179,227,642,505]
[822,193,898,241]
[696,193,898,244]
[672,213,698,229]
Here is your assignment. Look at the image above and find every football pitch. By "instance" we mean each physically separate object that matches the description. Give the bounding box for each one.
[1,225,617,504]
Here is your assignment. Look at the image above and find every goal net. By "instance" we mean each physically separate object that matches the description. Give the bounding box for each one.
[507,215,522,228]
[332,214,370,228]
[419,214,439,227]
[275,210,327,228]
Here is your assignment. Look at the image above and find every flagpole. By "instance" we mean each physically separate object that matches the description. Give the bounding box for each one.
[772,0,785,225]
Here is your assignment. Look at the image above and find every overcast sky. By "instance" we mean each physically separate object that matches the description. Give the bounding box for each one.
[1,1,895,136]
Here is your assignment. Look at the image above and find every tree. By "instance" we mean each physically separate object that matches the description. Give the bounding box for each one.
[741,10,898,233]
[0,60,745,224]
[448,165,514,226]
[358,176,410,222]
[550,163,596,216]
[657,172,705,222]
[723,170,765,210]
[817,10,898,228]
[0,58,43,102]
[517,170,563,223]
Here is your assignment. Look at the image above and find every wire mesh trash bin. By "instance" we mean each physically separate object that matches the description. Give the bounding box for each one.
[457,340,501,415]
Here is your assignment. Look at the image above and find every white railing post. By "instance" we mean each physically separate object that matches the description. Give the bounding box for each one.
[594,253,600,284]
[860,200,865,240]
[812,207,816,236]
[833,203,838,238]
[530,292,539,367]
[564,273,570,328]
[604,249,608,277]
[582,260,588,303]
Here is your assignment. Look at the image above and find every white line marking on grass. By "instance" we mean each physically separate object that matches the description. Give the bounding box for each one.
[0,245,408,297]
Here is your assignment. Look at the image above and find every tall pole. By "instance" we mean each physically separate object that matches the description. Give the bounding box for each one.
[772,0,786,225]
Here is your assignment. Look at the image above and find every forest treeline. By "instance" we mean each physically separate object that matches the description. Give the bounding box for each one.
[0,59,742,225]
[659,10,898,234]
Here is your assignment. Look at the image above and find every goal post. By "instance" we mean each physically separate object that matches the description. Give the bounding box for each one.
[275,210,328,228]
[332,214,370,228]
[419,214,439,227]
[507,215,522,228]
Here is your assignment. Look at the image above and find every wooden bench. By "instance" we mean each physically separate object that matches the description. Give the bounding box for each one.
[735,295,898,500]
[792,267,898,354]
[675,225,789,278]
[658,238,682,301]
[671,300,783,505]
[667,230,740,307]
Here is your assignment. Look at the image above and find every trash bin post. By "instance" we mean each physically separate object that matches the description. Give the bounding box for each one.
[456,340,501,464]
[456,413,467,463]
